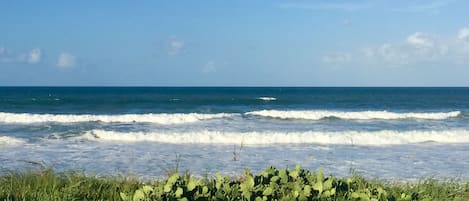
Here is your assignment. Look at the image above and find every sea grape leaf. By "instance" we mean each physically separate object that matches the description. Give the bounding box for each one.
[120,192,130,201]
[303,185,311,196]
[163,184,172,193]
[132,189,145,201]
[324,178,333,190]
[317,168,324,182]
[167,174,179,185]
[263,187,273,196]
[142,185,153,194]
[175,187,183,198]
[202,186,209,195]
[187,179,197,191]
[289,170,299,180]
[312,182,323,194]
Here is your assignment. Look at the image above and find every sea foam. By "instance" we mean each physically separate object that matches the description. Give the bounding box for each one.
[0,136,25,146]
[246,110,460,120]
[83,129,469,146]
[0,112,236,124]
[256,97,277,101]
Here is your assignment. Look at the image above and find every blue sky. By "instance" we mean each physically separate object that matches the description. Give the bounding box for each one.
[1,0,469,86]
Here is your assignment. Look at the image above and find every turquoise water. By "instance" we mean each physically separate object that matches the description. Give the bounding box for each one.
[1,87,469,179]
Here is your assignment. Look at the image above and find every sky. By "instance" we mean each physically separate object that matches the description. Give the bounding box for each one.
[1,0,469,86]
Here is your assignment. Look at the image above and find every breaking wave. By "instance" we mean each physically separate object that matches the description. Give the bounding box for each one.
[0,136,25,146]
[82,129,469,146]
[0,112,237,124]
[256,97,277,101]
[245,110,461,120]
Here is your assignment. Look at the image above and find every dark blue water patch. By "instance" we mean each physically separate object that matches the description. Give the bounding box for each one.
[1,87,469,114]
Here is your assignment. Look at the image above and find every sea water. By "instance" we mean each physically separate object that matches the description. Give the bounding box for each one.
[1,87,469,180]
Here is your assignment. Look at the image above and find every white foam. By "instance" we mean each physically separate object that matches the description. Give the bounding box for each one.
[83,129,469,146]
[246,110,460,120]
[0,112,237,124]
[257,97,277,101]
[0,136,25,146]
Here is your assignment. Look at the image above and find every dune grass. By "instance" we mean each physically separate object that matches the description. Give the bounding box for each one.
[1,166,468,201]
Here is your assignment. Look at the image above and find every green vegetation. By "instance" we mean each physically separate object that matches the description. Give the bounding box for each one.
[1,166,469,201]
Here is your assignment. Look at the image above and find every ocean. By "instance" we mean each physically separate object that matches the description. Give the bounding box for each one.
[1,87,469,180]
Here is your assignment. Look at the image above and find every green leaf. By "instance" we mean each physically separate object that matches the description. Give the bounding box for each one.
[270,176,280,183]
[330,188,336,196]
[202,186,209,195]
[293,190,300,198]
[216,173,223,182]
[323,190,332,198]
[324,178,333,190]
[312,182,323,194]
[142,185,153,194]
[298,194,308,201]
[132,189,145,201]
[167,174,179,185]
[175,187,184,198]
[163,184,172,193]
[187,179,197,191]
[120,192,130,201]
[317,168,324,182]
[263,187,273,196]
[279,169,288,184]
[241,175,255,191]
[346,178,353,185]
[242,191,252,200]
[351,192,360,198]
[289,170,299,179]
[303,185,311,196]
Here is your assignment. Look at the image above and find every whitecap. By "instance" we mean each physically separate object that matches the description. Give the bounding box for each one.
[0,112,237,124]
[245,110,460,120]
[0,136,26,146]
[83,129,469,146]
[256,97,277,101]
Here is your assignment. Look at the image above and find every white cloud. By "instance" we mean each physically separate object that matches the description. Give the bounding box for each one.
[168,36,185,56]
[56,52,76,68]
[324,28,469,67]
[0,47,42,64]
[362,34,448,66]
[27,48,42,64]
[406,32,434,48]
[458,28,469,41]
[322,53,352,64]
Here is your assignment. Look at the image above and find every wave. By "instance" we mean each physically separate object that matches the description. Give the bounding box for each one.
[0,112,237,124]
[245,110,461,120]
[256,97,277,101]
[82,129,469,146]
[0,136,25,146]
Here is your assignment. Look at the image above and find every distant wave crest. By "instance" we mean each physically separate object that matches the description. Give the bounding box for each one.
[0,136,25,146]
[82,129,469,146]
[256,97,277,101]
[245,110,461,120]
[0,112,237,124]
